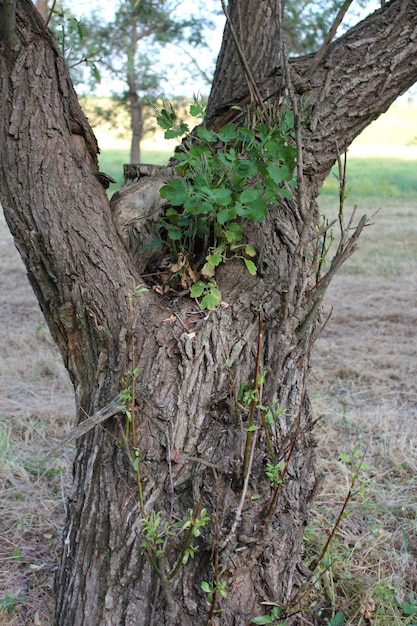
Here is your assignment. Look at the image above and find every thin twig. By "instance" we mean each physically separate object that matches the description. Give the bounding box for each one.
[219,0,266,114]
[284,445,370,614]
[264,403,303,523]
[306,0,356,77]
[242,308,263,478]
[220,429,258,551]
[41,0,57,36]
[43,394,122,461]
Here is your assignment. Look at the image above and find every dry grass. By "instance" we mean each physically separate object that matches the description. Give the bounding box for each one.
[0,211,74,624]
[0,193,416,624]
[306,198,417,624]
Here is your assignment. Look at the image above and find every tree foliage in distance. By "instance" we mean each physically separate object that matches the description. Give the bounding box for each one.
[48,4,103,86]
[284,0,371,54]
[74,0,214,162]
[50,0,375,160]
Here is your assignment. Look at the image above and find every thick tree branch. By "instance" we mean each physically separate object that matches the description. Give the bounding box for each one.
[207,0,417,185]
[297,0,417,181]
[0,0,148,413]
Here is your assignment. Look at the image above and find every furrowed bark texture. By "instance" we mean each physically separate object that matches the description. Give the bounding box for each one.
[1,0,417,625]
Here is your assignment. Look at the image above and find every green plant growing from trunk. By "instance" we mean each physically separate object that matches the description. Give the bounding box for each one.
[156,101,297,308]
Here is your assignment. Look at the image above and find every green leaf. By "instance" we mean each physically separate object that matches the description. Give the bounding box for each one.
[267,162,286,184]
[201,260,216,278]
[201,288,222,310]
[244,259,257,275]
[239,188,259,204]
[197,126,218,143]
[167,227,183,241]
[225,221,242,233]
[217,207,236,224]
[183,195,199,212]
[245,198,267,221]
[160,179,189,206]
[328,612,345,626]
[195,200,213,215]
[91,63,101,83]
[238,126,255,144]
[207,252,223,266]
[156,108,176,129]
[165,207,179,218]
[217,123,237,142]
[236,159,257,177]
[190,282,205,298]
[201,581,211,593]
[280,187,294,199]
[189,102,206,118]
[165,126,186,139]
[211,187,233,206]
[339,453,351,463]
[255,122,270,143]
[245,244,256,257]
[250,615,274,624]
[225,222,243,243]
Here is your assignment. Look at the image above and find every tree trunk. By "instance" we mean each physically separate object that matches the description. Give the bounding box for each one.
[128,86,143,164]
[127,22,143,164]
[1,0,417,625]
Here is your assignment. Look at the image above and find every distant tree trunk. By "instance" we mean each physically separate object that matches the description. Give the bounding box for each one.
[35,0,48,21]
[128,85,143,164]
[128,21,143,164]
[1,0,416,624]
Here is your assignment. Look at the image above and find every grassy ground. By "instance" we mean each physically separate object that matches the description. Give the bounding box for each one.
[305,195,417,625]
[0,104,416,624]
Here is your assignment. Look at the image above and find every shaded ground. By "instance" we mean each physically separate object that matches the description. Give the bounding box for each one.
[0,197,416,624]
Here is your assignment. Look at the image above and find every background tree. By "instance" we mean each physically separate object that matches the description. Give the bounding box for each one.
[78,0,213,163]
[46,0,374,163]
[37,0,214,164]
[283,0,369,54]
[0,1,416,625]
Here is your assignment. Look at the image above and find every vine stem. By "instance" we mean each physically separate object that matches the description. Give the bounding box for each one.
[167,495,203,581]
[242,308,263,479]
[264,409,302,523]
[127,294,145,515]
[282,445,370,617]
[219,0,266,115]
[221,428,258,551]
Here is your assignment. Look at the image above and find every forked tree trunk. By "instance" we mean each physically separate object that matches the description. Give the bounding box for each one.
[1,1,416,624]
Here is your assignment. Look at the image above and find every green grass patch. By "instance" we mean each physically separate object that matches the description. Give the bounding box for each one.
[320,157,417,203]
[100,148,417,203]
[98,148,175,188]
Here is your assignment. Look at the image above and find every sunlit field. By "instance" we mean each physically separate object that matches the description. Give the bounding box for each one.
[0,102,416,624]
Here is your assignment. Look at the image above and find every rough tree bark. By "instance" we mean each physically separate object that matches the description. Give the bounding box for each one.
[0,1,416,625]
